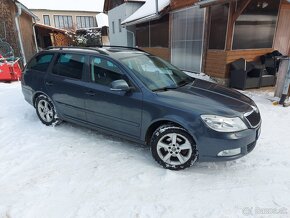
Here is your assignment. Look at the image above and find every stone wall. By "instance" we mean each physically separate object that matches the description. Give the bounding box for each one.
[0,0,21,58]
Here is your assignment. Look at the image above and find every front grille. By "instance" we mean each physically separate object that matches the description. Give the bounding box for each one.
[245,110,261,127]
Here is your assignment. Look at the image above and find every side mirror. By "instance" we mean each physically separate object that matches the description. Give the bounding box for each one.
[110,79,131,91]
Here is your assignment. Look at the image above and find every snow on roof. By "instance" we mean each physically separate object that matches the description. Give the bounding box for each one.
[15,1,39,20]
[122,0,170,25]
[96,13,109,27]
[17,0,103,12]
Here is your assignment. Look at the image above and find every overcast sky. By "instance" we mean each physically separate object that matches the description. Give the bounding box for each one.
[18,0,105,12]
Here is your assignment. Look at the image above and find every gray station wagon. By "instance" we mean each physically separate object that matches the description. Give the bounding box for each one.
[21,46,261,170]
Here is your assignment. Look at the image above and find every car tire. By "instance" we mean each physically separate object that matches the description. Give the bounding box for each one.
[150,125,198,170]
[35,95,60,126]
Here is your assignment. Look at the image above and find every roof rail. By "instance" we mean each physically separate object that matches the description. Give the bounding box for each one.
[98,45,146,52]
[45,46,108,55]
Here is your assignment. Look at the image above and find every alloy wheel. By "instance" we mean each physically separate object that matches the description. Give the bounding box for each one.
[156,133,193,166]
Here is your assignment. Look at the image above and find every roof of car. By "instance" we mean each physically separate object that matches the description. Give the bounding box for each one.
[45,46,148,60]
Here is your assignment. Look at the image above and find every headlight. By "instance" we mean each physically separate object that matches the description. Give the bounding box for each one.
[201,115,247,132]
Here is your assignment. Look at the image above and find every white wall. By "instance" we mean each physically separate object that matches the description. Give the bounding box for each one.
[108,2,143,47]
[31,9,98,30]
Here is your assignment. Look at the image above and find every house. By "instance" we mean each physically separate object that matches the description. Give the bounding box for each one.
[0,0,38,65]
[30,9,99,31]
[104,0,146,47]
[105,0,290,85]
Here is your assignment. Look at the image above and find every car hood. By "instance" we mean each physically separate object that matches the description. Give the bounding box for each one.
[155,79,255,116]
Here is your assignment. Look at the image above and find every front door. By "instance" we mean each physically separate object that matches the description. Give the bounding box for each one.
[85,56,143,138]
[45,53,88,121]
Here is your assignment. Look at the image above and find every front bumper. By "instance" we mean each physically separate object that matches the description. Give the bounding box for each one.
[196,125,261,162]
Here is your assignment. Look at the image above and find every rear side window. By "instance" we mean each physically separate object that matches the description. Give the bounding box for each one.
[52,53,85,80]
[90,57,123,86]
[27,53,53,72]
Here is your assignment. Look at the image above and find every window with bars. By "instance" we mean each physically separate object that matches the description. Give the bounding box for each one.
[76,16,97,29]
[43,15,51,26]
[54,15,73,29]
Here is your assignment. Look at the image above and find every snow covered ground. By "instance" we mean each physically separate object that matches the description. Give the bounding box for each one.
[0,82,289,218]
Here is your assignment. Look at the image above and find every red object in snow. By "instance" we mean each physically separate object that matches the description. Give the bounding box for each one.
[0,54,22,82]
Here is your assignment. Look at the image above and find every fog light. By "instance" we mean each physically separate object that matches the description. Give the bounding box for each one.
[217,148,241,157]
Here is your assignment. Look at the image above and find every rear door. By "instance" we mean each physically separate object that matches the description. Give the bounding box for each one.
[84,56,143,138]
[44,52,88,121]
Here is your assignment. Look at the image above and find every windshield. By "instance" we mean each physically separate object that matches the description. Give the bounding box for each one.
[120,54,194,91]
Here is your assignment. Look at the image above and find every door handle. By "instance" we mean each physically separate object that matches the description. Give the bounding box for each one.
[85,91,96,96]
[45,81,54,86]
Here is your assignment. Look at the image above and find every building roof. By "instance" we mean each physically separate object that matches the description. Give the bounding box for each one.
[122,0,170,26]
[13,0,39,20]
[29,9,99,13]
[35,23,71,34]
[196,0,233,8]
[103,0,146,13]
[17,0,102,13]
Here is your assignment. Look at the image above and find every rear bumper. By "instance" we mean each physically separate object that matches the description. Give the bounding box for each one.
[21,85,34,106]
[196,125,261,162]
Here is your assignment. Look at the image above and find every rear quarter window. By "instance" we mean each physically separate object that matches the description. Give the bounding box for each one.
[27,53,54,72]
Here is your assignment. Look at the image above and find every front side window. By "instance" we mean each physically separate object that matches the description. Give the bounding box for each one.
[120,54,193,91]
[90,57,123,86]
[27,53,54,72]
[52,53,85,79]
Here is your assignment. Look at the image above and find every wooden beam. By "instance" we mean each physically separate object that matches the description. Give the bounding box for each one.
[232,0,251,22]
[225,1,236,50]
[226,0,252,50]
[202,7,210,72]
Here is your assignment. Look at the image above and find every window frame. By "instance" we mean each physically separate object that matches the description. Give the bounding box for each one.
[208,4,229,50]
[112,21,115,34]
[76,16,97,29]
[43,15,51,26]
[54,15,73,29]
[118,19,122,32]
[170,6,205,73]
[232,0,280,50]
